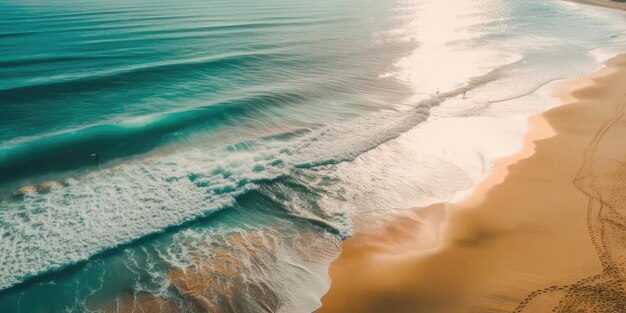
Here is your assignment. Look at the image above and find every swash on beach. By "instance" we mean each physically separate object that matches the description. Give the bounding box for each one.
[1,0,626,312]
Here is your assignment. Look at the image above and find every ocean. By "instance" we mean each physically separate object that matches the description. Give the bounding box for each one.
[0,0,625,312]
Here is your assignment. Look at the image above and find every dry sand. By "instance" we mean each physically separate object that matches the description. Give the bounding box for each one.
[317,54,626,313]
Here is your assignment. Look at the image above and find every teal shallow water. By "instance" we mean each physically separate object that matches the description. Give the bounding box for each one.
[1,0,626,312]
[0,0,412,185]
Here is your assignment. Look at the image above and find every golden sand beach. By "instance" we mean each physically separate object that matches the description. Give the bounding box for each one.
[317,53,626,313]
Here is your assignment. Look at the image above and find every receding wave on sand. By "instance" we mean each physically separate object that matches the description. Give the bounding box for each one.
[317,54,626,313]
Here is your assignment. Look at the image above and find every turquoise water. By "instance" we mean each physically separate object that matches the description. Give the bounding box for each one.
[0,0,625,312]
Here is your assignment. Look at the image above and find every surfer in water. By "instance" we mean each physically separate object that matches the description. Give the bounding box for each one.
[91,153,100,167]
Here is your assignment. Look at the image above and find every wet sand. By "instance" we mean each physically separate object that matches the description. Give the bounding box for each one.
[103,293,180,313]
[566,0,626,10]
[317,55,626,313]
[104,229,335,313]
[104,231,282,313]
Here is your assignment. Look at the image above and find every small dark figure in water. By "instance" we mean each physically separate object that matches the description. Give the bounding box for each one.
[463,91,466,99]
[91,153,100,167]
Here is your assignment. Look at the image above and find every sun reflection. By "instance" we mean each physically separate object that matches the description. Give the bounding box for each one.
[384,0,512,95]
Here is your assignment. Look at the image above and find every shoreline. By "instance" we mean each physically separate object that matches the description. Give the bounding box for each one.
[565,0,626,10]
[317,54,626,313]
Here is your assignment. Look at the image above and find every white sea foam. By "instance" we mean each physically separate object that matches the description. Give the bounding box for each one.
[0,141,293,290]
[306,0,626,228]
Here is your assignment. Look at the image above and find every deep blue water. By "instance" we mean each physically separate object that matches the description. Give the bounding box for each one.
[1,0,625,312]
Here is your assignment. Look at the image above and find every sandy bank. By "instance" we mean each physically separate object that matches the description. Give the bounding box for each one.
[317,54,626,313]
